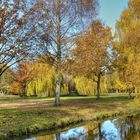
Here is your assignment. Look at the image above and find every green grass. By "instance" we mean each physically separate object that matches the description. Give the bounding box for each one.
[0,93,130,103]
[0,94,139,139]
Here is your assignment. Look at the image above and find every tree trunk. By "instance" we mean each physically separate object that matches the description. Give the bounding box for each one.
[67,81,71,95]
[97,73,101,100]
[46,86,50,97]
[55,73,61,106]
[55,0,61,106]
[21,83,26,97]
[98,123,102,140]
[128,88,132,98]
[56,133,61,140]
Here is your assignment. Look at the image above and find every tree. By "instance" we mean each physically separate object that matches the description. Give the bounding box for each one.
[115,0,140,98]
[13,62,36,96]
[0,0,38,77]
[26,62,56,97]
[0,68,13,95]
[72,20,112,99]
[32,0,98,106]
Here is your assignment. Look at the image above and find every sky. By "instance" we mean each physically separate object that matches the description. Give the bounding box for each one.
[99,0,128,34]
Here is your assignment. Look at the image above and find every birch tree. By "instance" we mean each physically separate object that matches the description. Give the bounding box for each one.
[32,0,98,106]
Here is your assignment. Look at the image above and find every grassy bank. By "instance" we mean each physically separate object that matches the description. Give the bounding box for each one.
[0,95,139,139]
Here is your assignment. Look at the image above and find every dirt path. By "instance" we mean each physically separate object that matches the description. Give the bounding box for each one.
[0,102,54,109]
[0,100,95,109]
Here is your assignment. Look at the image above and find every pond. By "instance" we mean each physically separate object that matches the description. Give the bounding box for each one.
[24,114,140,140]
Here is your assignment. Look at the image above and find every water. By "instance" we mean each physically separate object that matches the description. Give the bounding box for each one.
[24,114,140,140]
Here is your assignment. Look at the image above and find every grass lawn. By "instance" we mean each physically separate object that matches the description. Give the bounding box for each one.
[0,94,139,139]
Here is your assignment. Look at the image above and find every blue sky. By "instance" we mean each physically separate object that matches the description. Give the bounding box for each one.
[99,0,128,34]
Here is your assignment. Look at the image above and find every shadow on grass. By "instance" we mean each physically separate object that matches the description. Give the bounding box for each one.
[62,95,133,104]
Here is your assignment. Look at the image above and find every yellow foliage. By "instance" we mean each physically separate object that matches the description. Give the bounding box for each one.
[74,77,96,95]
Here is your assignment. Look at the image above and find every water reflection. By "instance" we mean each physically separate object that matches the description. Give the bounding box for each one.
[100,120,121,140]
[25,114,140,140]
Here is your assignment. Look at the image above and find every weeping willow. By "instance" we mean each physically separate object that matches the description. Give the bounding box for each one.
[26,63,56,97]
[26,62,70,97]
[19,62,121,97]
[26,63,99,97]
[74,77,96,96]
